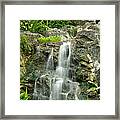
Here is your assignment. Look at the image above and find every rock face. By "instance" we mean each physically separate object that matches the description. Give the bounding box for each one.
[71,21,100,99]
[20,20,100,100]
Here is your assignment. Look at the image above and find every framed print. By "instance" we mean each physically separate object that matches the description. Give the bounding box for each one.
[0,0,119,119]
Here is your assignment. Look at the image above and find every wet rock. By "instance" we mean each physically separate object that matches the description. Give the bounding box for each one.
[33,74,51,100]
[21,20,100,100]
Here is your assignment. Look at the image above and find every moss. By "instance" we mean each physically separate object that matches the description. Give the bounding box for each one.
[37,35,61,43]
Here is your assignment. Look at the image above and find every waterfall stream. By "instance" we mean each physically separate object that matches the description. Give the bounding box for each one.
[50,42,71,100]
[33,41,80,100]
[46,47,54,72]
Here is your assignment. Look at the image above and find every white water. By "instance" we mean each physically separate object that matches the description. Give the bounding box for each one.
[56,42,71,79]
[50,41,71,100]
[33,48,54,100]
[33,79,38,100]
[50,78,63,100]
[33,41,80,100]
[46,47,54,72]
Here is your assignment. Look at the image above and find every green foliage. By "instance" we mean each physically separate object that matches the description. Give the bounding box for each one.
[37,35,61,43]
[46,20,73,28]
[20,87,30,100]
[20,20,100,100]
[20,34,34,55]
[20,20,49,34]
[20,20,86,34]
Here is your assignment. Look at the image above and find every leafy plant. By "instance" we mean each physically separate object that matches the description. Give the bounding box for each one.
[20,20,100,100]
[37,35,61,43]
[20,20,49,33]
[20,87,30,100]
[20,20,84,34]
[20,34,32,55]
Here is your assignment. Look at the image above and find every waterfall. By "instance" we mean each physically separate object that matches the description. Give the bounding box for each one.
[50,78,63,100]
[46,47,54,72]
[33,79,38,100]
[50,41,71,100]
[46,48,54,92]
[33,48,54,100]
[56,42,71,79]
[33,41,81,100]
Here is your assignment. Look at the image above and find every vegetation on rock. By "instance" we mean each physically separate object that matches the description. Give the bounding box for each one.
[20,20,100,100]
[37,35,61,43]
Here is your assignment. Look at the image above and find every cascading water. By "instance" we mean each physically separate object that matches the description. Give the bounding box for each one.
[33,41,81,100]
[50,41,71,100]
[46,47,54,72]
[33,79,38,100]
[33,48,54,100]
[56,42,71,79]
[46,47,54,92]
